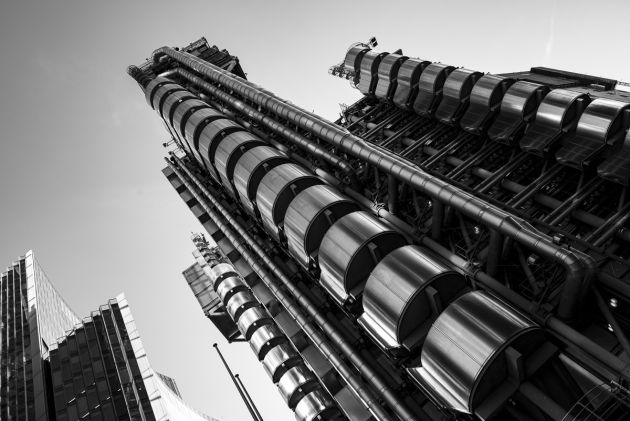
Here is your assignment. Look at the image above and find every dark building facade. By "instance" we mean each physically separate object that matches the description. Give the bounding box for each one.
[128,38,630,421]
[49,294,217,421]
[1,251,216,421]
[1,250,79,421]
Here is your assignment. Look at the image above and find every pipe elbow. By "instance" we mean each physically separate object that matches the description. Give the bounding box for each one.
[151,46,171,63]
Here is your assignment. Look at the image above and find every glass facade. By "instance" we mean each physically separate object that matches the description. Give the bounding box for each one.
[49,294,217,421]
[2,250,218,421]
[0,250,80,421]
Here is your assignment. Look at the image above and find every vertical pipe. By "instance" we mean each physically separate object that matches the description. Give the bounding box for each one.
[235,374,264,421]
[213,344,260,421]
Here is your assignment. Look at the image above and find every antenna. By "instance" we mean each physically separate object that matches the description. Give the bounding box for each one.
[235,374,264,421]
[213,344,261,421]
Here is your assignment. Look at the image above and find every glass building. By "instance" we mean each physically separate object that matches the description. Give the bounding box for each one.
[49,294,217,421]
[0,250,80,421]
[2,251,218,421]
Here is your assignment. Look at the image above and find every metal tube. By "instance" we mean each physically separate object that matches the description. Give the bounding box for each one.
[151,46,594,321]
[235,374,264,421]
[161,67,359,187]
[213,344,260,421]
[166,157,414,421]
[542,178,602,225]
[598,272,630,302]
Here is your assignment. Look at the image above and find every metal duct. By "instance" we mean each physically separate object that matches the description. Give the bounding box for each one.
[151,47,595,322]
[358,245,466,353]
[233,146,291,218]
[167,156,418,421]
[408,290,544,416]
[255,163,322,243]
[318,211,408,306]
[283,184,360,270]
[192,236,342,421]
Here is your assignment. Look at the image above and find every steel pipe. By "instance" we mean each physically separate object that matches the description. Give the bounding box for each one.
[167,157,417,421]
[151,47,595,321]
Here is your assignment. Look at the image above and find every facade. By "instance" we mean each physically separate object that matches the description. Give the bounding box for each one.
[49,294,217,421]
[1,250,79,421]
[128,38,630,421]
[1,251,217,421]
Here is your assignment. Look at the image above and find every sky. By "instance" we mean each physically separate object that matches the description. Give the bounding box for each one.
[0,0,629,420]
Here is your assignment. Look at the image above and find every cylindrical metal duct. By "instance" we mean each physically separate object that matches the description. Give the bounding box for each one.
[192,238,343,421]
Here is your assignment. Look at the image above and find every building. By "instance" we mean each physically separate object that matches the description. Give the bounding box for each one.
[1,251,217,421]
[1,250,79,421]
[128,37,630,420]
[49,294,217,421]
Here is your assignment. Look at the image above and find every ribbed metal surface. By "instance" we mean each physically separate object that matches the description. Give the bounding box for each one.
[519,88,590,156]
[488,81,549,144]
[215,274,246,303]
[262,343,301,382]
[294,390,338,421]
[277,365,317,408]
[284,184,359,269]
[408,291,544,414]
[255,163,321,242]
[225,290,257,321]
[233,146,290,216]
[413,63,454,116]
[204,262,239,288]
[318,211,407,305]
[359,245,466,350]
[214,131,264,198]
[249,324,286,360]
[237,306,273,340]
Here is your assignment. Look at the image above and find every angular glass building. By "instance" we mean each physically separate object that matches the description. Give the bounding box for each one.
[0,250,79,421]
[1,251,217,421]
[128,37,630,421]
[49,294,217,421]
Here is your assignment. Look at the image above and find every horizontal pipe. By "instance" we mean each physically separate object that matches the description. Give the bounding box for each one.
[151,47,595,322]
[166,156,415,421]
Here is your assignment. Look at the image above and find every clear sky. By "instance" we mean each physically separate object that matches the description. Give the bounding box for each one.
[1,1,628,420]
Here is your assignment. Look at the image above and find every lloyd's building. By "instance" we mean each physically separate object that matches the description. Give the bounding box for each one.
[128,37,630,421]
